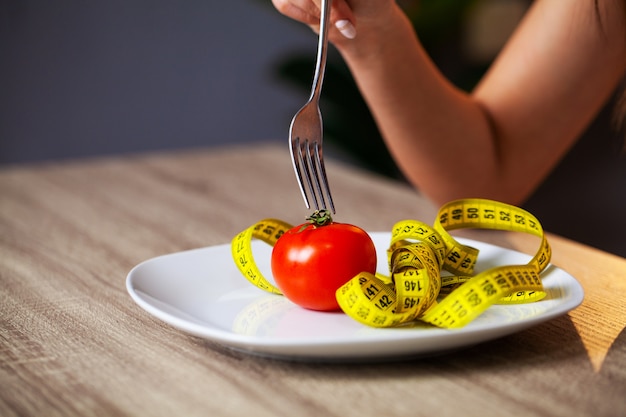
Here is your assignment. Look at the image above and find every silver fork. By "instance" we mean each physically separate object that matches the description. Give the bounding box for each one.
[288,0,335,214]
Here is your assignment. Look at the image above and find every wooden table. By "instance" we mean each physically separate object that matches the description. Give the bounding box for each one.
[2,142,625,417]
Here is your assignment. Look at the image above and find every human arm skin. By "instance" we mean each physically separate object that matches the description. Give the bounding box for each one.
[272,0,626,205]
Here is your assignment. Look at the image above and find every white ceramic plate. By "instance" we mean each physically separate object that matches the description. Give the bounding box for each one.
[126,233,584,361]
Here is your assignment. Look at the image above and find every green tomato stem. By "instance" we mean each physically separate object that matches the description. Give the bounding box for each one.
[298,210,333,232]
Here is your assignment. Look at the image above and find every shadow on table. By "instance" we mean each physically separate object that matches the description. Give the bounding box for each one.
[237,314,589,372]
[600,325,626,380]
[201,313,588,374]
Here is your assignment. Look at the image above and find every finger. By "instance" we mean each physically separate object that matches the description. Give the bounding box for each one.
[318,0,358,39]
[273,0,357,40]
[272,0,321,26]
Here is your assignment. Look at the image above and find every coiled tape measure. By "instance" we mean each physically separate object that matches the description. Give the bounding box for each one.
[231,198,550,329]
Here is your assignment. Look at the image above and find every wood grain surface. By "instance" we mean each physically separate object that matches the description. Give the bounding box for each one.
[1,142,625,417]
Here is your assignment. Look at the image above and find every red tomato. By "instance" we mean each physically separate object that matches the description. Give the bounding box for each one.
[271,212,377,311]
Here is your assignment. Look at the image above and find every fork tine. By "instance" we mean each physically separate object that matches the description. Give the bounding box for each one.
[290,137,312,210]
[312,142,335,214]
[292,136,337,213]
[301,140,321,210]
[304,139,323,211]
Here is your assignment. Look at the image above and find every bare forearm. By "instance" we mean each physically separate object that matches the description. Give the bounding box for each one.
[331,1,626,205]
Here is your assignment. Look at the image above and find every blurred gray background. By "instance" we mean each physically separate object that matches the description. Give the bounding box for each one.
[0,0,312,164]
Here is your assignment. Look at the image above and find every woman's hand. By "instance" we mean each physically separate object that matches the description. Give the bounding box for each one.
[270,0,398,42]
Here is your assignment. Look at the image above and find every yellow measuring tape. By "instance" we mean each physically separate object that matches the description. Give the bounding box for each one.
[231,198,551,329]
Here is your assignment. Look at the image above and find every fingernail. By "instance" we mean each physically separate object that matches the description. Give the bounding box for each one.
[335,19,356,39]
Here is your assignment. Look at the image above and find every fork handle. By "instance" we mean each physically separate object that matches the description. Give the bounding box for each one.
[309,0,331,103]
